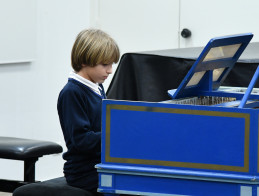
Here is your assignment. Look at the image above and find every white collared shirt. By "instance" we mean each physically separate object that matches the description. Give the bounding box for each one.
[69,71,102,96]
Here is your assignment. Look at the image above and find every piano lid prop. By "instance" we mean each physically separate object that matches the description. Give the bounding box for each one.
[168,33,253,100]
[167,33,259,108]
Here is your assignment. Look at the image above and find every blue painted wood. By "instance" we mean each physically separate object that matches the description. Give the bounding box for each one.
[239,66,259,108]
[97,34,259,196]
[98,98,259,195]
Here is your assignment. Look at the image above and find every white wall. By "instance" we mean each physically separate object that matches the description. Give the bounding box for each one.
[0,0,36,64]
[0,0,91,181]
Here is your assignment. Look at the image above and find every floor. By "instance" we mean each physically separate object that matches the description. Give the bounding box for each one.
[0,192,12,196]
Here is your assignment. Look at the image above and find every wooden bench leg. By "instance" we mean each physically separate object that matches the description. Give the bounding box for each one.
[24,157,38,182]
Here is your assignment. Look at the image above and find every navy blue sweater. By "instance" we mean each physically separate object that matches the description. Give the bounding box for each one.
[57,79,105,190]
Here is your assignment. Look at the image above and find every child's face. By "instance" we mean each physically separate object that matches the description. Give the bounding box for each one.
[82,63,113,84]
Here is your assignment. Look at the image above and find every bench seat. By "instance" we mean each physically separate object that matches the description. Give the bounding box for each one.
[0,137,63,192]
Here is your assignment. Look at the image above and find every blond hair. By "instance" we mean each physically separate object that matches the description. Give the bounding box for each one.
[71,29,120,72]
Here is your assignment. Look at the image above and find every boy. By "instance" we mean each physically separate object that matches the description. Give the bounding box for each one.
[57,29,120,194]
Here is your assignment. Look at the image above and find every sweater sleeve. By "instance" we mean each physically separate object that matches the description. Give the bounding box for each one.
[58,87,101,154]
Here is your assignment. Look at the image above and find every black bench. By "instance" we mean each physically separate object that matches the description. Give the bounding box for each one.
[0,136,63,192]
[12,177,94,196]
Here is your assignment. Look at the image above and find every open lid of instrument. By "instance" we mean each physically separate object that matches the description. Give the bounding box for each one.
[168,33,254,99]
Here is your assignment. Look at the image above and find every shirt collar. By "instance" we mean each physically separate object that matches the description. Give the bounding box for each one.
[69,71,101,96]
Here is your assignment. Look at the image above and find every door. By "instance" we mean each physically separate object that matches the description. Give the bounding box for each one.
[179,0,259,47]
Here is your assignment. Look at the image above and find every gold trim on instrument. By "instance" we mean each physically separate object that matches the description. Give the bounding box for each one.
[105,104,250,172]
